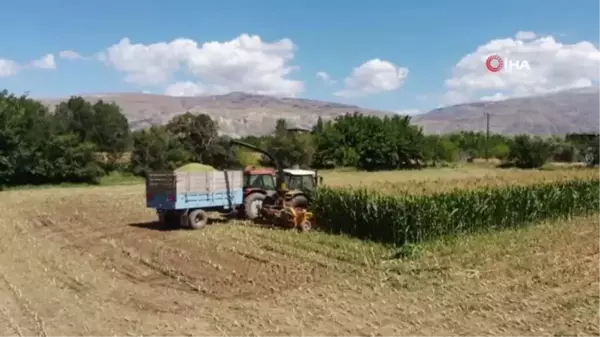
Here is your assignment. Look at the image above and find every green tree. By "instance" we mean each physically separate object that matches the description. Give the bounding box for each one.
[488,142,509,161]
[0,91,53,185]
[312,116,324,134]
[53,96,96,142]
[312,112,426,170]
[446,131,512,161]
[424,135,460,165]
[385,115,426,168]
[203,135,240,169]
[51,97,131,172]
[585,143,599,166]
[41,134,103,183]
[508,135,552,169]
[129,126,192,177]
[0,91,103,186]
[90,100,131,166]
[261,119,315,168]
[165,112,219,163]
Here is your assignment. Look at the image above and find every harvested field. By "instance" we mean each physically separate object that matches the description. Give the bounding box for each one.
[0,168,598,335]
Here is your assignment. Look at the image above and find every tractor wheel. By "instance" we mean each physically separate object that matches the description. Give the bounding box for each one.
[188,209,208,229]
[289,195,309,208]
[244,193,266,220]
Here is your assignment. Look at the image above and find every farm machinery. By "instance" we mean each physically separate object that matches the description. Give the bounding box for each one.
[239,165,277,219]
[145,141,323,231]
[231,140,322,231]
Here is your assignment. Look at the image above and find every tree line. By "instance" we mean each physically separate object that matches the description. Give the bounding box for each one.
[245,113,599,171]
[0,90,129,186]
[0,90,598,187]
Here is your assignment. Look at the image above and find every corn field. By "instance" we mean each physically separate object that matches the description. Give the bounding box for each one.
[333,169,599,196]
[313,178,600,245]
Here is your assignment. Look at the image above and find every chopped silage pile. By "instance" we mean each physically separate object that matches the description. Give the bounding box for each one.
[174,163,216,172]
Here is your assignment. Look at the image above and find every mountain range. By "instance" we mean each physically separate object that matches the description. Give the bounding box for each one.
[413,87,599,135]
[39,87,599,137]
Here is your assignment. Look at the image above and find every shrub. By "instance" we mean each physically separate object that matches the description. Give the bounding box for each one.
[508,135,552,169]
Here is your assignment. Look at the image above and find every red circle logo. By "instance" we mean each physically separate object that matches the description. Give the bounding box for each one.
[486,55,504,72]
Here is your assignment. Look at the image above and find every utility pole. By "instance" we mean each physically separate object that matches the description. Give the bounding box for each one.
[484,112,490,162]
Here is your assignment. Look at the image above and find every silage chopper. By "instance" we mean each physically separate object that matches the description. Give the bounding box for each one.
[230,139,323,232]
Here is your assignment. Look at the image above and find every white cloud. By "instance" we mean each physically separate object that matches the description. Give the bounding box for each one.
[31,54,56,70]
[0,59,19,77]
[443,32,600,105]
[164,81,207,96]
[515,31,537,41]
[334,58,409,97]
[0,54,61,77]
[480,92,509,101]
[394,109,421,115]
[99,34,304,97]
[316,71,336,84]
[59,50,82,60]
[442,90,471,105]
[316,71,330,80]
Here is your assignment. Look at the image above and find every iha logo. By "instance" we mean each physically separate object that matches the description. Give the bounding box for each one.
[485,55,530,73]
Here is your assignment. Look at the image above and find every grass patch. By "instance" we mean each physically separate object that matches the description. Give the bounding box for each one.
[3,171,143,191]
[97,171,144,185]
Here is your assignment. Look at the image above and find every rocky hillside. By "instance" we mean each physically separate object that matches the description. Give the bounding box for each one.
[41,92,391,138]
[413,87,600,135]
[39,87,599,137]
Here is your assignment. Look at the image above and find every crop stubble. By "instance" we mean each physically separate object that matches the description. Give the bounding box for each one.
[30,190,331,300]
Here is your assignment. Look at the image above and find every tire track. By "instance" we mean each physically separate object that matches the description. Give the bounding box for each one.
[34,214,204,294]
[0,305,24,337]
[28,191,332,301]
[0,274,47,337]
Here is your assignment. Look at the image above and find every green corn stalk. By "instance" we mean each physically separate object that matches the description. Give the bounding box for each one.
[312,178,600,246]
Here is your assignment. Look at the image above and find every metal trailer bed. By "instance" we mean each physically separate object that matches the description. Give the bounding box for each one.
[145,170,244,229]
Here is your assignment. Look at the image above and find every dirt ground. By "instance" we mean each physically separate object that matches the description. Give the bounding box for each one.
[0,185,597,336]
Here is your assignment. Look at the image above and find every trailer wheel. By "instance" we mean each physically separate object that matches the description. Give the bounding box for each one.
[188,209,208,229]
[158,210,180,228]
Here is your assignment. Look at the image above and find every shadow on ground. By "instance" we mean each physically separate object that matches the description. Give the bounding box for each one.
[128,221,181,231]
[128,218,231,231]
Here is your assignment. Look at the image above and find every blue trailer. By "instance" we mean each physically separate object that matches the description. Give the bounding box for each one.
[145,170,245,229]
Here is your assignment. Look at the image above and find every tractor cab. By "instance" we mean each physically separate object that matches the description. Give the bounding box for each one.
[282,168,322,193]
[243,166,276,191]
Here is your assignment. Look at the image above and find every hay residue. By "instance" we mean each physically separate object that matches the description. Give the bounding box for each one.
[175,163,216,172]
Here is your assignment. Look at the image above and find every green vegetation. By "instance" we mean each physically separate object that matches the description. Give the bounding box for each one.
[314,178,600,245]
[0,91,128,187]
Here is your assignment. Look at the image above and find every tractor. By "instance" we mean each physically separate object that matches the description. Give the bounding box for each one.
[238,165,277,219]
[231,140,323,231]
[281,167,322,204]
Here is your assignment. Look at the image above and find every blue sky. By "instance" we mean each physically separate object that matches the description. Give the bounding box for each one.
[0,0,598,113]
